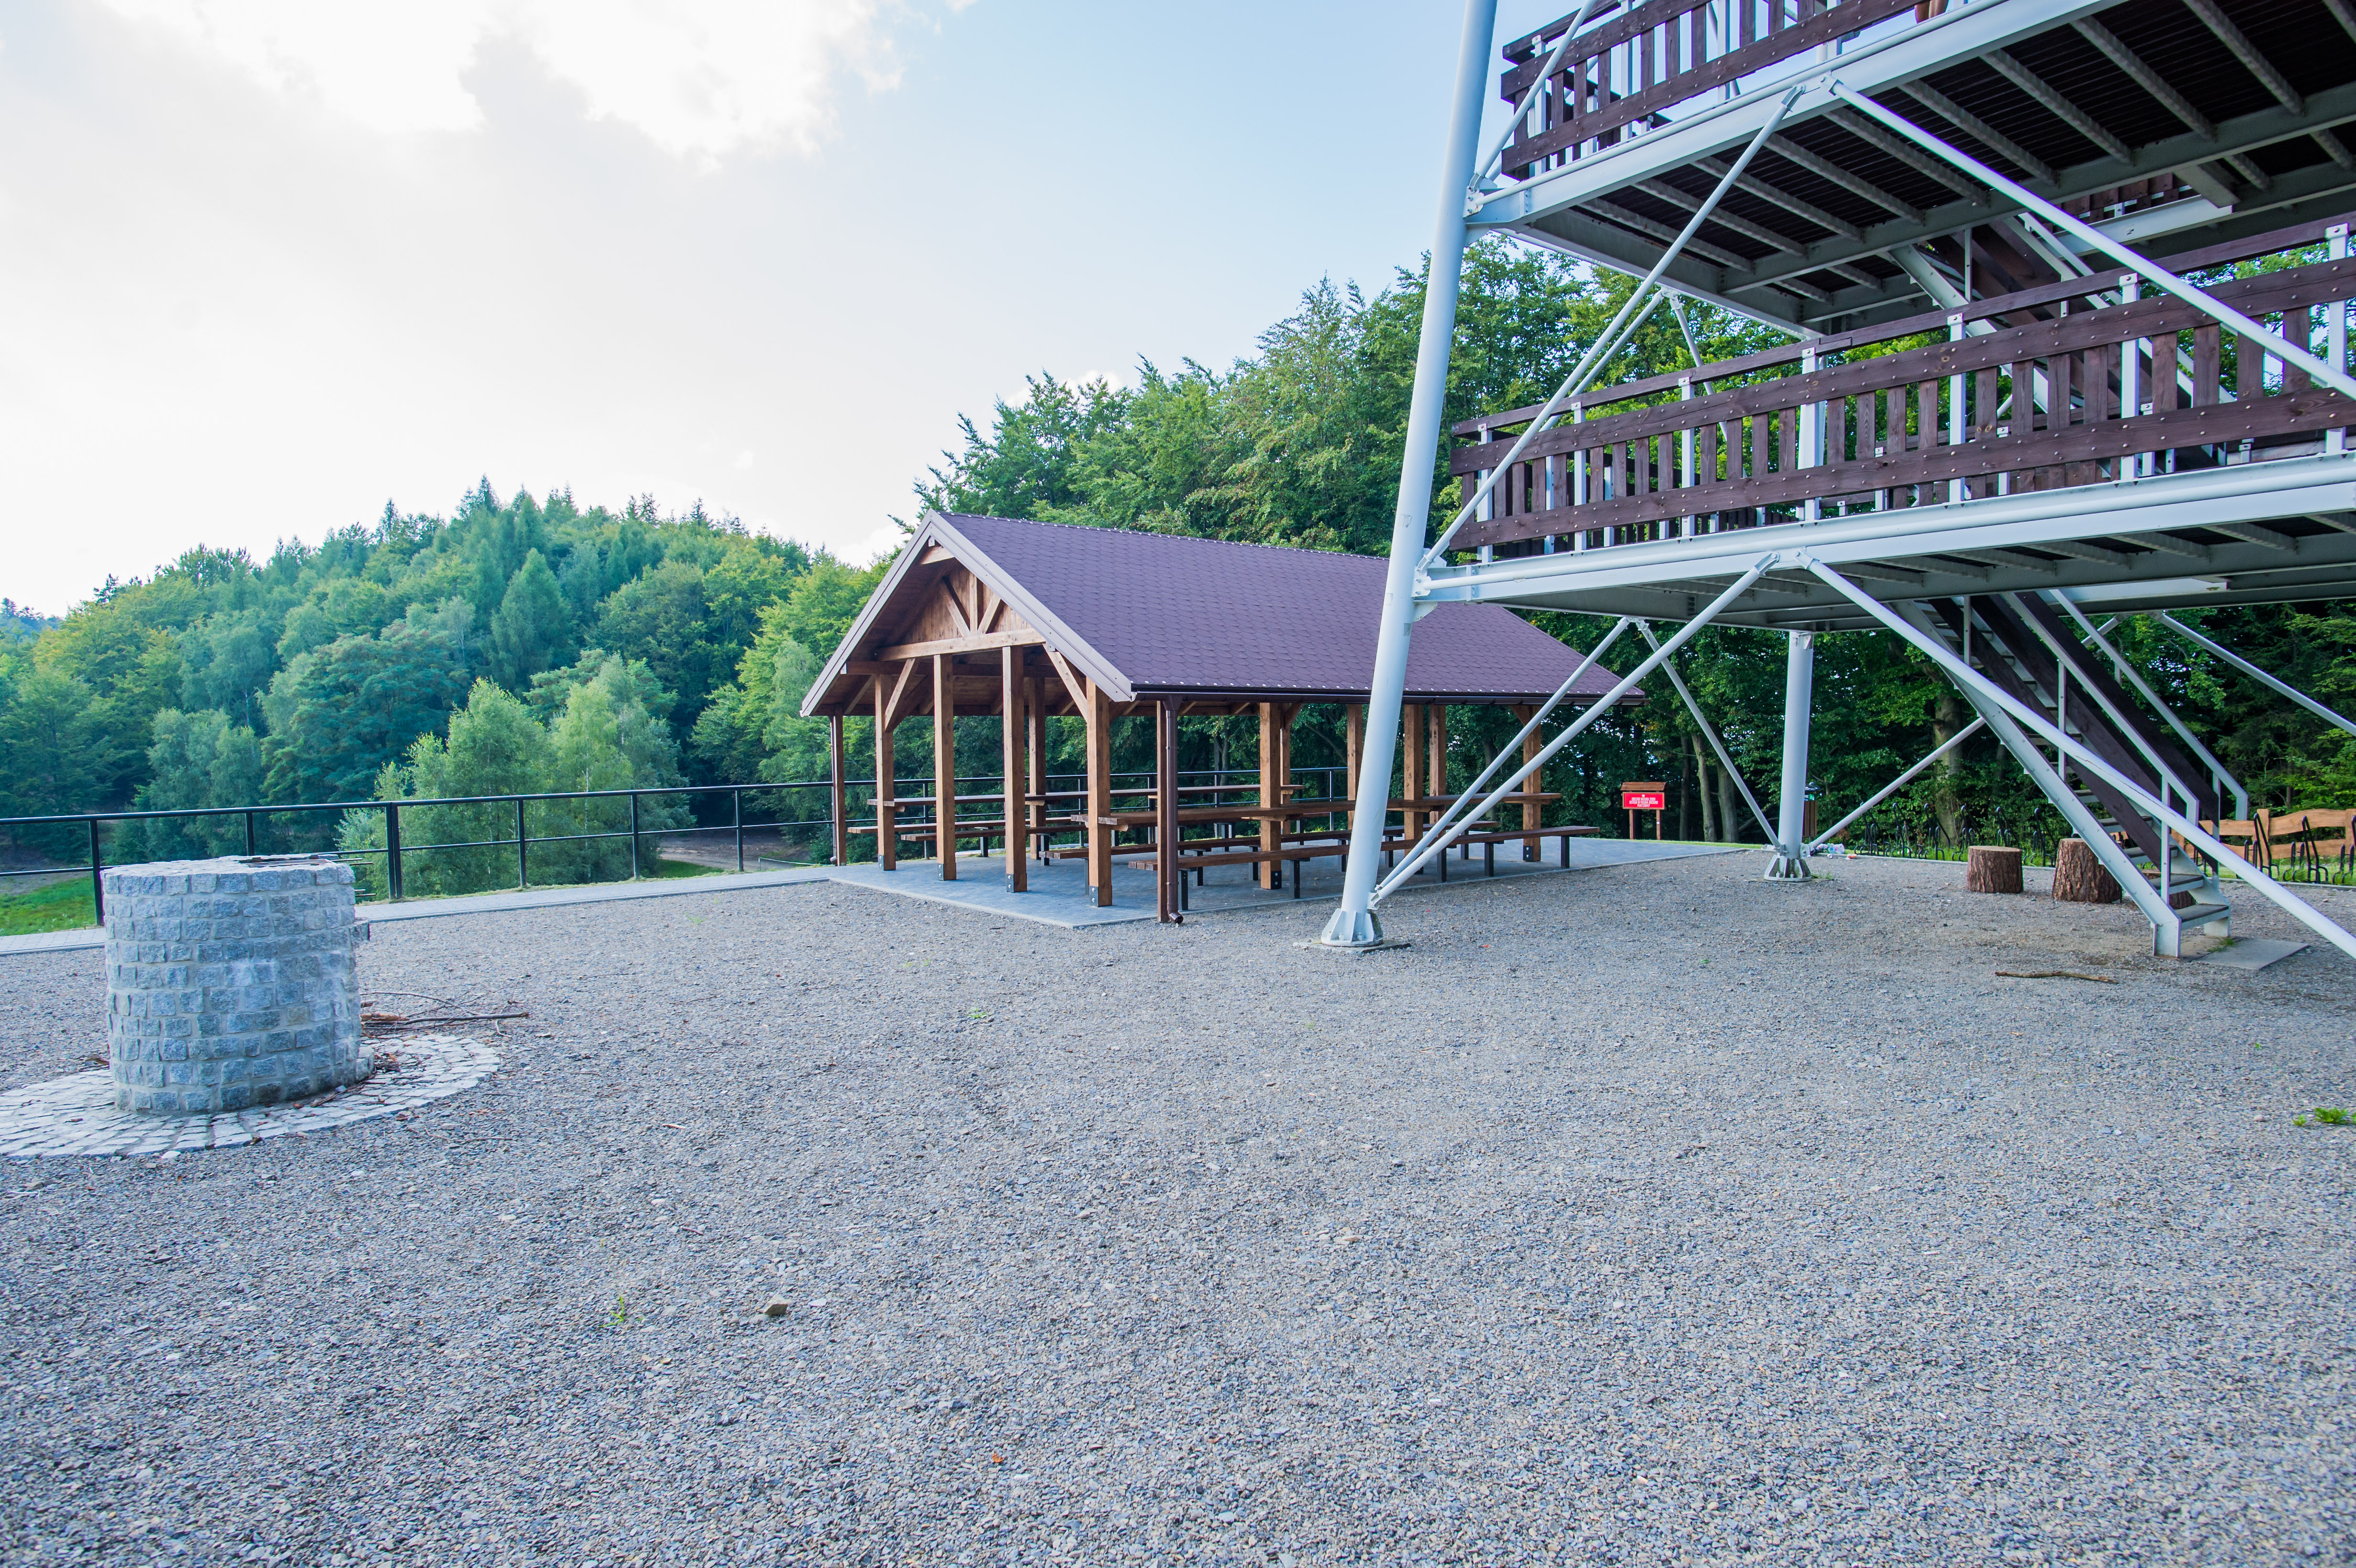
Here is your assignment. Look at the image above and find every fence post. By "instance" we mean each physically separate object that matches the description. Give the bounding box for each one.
[517,798,528,890]
[630,792,642,880]
[88,819,104,926]
[734,788,745,873]
[385,803,404,902]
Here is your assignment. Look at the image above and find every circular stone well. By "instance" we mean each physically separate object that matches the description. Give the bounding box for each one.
[104,856,367,1114]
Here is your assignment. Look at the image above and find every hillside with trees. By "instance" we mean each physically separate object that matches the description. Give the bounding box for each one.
[2,238,2349,912]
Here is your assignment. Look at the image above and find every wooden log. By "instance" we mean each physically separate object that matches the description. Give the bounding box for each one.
[1965,844,2024,894]
[2052,837,2121,904]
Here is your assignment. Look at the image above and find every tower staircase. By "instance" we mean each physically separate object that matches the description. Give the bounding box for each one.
[1934,593,2232,953]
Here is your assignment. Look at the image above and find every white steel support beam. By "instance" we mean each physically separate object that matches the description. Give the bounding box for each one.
[1908,610,2186,944]
[1819,565,2356,962]
[1765,631,1817,880]
[1370,561,1776,905]
[2151,614,2356,740]
[1320,0,1497,950]
[1827,83,2356,403]
[1422,84,1807,569]
[2051,594,2250,819]
[1398,618,1636,862]
[1633,621,1778,844]
[1807,718,1987,854]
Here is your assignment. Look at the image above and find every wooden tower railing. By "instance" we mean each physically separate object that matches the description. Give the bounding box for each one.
[1450,215,2355,555]
[1498,0,1921,180]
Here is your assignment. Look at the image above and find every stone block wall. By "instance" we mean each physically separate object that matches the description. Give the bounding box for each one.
[104,857,368,1114]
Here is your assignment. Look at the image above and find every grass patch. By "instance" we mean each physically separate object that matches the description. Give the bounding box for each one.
[649,858,720,879]
[2293,1107,2352,1128]
[0,876,98,936]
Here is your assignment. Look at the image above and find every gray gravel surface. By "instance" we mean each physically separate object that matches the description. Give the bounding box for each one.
[2,853,2352,1567]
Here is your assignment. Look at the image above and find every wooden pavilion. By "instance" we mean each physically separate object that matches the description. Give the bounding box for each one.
[799,512,1634,919]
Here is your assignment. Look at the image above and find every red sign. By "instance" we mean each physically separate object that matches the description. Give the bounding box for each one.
[1620,786,1666,811]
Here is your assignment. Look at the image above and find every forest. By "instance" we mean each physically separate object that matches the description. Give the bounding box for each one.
[1,238,2349,917]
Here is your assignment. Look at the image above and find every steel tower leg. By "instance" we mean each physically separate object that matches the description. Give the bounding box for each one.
[1765,631,1815,880]
[1320,0,1497,949]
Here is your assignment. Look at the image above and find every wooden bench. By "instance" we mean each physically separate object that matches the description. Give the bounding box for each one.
[1131,823,1602,904]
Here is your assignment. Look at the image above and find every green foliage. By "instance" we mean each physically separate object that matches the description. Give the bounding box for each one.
[0,486,824,838]
[2293,1107,2351,1127]
[341,662,689,898]
[261,619,475,809]
[0,875,98,936]
[0,664,104,855]
[113,709,265,861]
[489,548,575,691]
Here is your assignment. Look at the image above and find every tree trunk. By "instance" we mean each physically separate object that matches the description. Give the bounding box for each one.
[1931,690,1967,849]
[2052,837,2121,903]
[1965,844,2024,894]
[1716,751,1745,842]
[1683,736,1702,841]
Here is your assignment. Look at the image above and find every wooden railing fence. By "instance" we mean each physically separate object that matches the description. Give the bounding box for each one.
[1451,219,2356,554]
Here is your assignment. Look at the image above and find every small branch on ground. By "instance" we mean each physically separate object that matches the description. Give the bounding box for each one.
[1994,969,2116,983]
[362,1009,529,1035]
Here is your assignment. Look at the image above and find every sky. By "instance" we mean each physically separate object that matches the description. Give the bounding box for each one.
[0,0,1568,613]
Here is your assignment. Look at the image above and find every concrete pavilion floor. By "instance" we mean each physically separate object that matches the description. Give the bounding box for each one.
[0,838,1749,954]
[829,836,1749,928]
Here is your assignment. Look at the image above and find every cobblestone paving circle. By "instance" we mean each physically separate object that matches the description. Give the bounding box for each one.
[0,1034,498,1159]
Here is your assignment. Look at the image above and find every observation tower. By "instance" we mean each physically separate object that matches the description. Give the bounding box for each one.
[1324,0,2356,959]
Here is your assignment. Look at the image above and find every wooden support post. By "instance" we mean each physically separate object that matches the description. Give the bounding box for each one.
[829,714,847,867]
[1027,676,1047,858]
[1401,704,1426,849]
[1086,681,1113,906]
[1001,653,1026,892]
[1515,704,1541,860]
[1429,704,1450,802]
[1256,701,1280,889]
[1156,697,1179,922]
[933,653,957,881]
[874,677,897,871]
[1345,704,1366,803]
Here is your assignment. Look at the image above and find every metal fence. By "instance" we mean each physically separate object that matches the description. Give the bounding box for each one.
[0,765,1353,922]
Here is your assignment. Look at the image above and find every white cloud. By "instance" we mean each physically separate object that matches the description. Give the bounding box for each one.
[90,0,913,158]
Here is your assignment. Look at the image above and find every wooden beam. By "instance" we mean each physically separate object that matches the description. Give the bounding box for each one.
[938,581,973,638]
[917,544,956,566]
[1516,705,1543,860]
[1027,676,1048,849]
[1002,651,1026,893]
[933,654,958,881]
[1345,704,1366,803]
[871,629,1043,664]
[883,658,925,733]
[1086,681,1114,907]
[1157,697,1179,923]
[1257,702,1280,890]
[1043,646,1090,714]
[1401,704,1426,850]
[1429,705,1450,802]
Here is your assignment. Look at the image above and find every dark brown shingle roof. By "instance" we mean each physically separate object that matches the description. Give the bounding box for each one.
[930,514,1629,703]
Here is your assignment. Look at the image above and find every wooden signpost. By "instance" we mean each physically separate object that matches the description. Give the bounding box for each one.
[1621,781,1666,841]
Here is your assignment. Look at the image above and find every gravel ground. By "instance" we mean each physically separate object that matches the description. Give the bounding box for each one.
[2,852,2352,1567]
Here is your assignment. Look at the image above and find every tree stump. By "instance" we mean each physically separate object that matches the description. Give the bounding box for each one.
[2052,837,2121,904]
[1965,845,2024,894]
